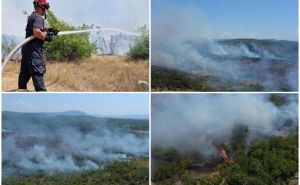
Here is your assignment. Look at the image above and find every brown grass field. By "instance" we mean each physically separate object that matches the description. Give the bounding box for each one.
[2,56,149,92]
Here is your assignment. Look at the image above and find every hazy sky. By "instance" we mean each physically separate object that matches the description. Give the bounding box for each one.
[152,0,298,40]
[2,0,149,36]
[2,93,149,116]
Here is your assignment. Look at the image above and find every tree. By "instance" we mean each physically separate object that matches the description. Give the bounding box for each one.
[127,25,149,60]
[2,34,19,61]
[230,124,249,152]
[224,164,247,185]
[44,10,96,61]
[249,137,298,182]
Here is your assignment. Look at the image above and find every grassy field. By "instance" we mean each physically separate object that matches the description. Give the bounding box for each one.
[2,56,149,92]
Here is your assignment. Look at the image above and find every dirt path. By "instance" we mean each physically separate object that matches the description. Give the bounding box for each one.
[2,56,149,92]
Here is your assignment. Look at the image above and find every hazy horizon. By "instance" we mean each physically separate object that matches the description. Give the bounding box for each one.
[2,94,149,116]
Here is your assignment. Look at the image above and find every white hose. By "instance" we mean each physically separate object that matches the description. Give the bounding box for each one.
[2,28,140,74]
[2,36,35,73]
[58,28,140,36]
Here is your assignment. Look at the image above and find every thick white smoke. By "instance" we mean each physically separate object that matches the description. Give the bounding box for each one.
[152,94,298,157]
[3,116,149,177]
[152,3,298,91]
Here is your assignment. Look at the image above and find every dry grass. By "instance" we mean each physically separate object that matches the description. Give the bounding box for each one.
[2,56,149,92]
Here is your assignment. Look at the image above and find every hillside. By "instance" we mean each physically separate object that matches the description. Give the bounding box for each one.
[2,55,149,92]
[152,39,298,91]
[152,65,266,91]
[152,134,298,185]
[2,111,149,184]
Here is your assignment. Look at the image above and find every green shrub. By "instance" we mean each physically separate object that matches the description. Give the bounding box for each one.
[44,10,96,61]
[3,159,148,185]
[224,164,247,185]
[198,176,222,185]
[127,25,149,60]
[222,135,298,185]
[152,147,195,184]
[230,124,249,152]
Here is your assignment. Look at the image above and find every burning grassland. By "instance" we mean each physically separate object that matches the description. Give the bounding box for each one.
[151,1,298,92]
[2,111,149,182]
[152,39,298,92]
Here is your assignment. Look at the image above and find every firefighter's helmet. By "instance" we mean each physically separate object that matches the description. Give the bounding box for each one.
[33,0,50,10]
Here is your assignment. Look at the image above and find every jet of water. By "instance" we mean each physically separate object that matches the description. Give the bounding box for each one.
[2,28,140,73]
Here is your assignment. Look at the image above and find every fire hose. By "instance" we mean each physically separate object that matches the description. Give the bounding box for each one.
[2,28,140,74]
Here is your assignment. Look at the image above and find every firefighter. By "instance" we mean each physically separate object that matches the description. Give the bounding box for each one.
[17,0,58,92]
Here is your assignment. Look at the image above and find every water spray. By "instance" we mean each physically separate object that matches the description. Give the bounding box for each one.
[2,28,140,74]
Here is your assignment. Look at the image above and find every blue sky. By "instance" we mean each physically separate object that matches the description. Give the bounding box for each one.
[2,93,149,116]
[152,0,298,40]
[2,0,149,36]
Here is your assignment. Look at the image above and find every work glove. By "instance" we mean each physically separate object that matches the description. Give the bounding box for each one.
[47,28,60,36]
[44,28,60,42]
[44,31,54,42]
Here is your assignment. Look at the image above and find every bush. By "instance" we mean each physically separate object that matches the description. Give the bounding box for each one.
[44,10,96,61]
[248,136,298,182]
[127,25,149,60]
[198,176,222,185]
[221,135,298,185]
[152,147,195,184]
[269,94,287,107]
[224,164,247,185]
[3,159,148,185]
[230,124,249,152]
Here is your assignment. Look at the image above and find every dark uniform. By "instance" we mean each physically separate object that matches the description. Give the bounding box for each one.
[18,12,46,91]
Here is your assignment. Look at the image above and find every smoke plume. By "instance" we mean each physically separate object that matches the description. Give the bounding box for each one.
[151,94,298,157]
[3,114,149,177]
[152,4,298,91]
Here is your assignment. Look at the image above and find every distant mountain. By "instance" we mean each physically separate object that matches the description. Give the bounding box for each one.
[3,111,148,120]
[2,111,88,118]
[186,38,298,61]
[217,39,298,60]
[58,110,88,116]
[103,114,149,120]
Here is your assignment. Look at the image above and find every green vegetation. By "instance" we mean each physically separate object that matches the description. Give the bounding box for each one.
[269,94,288,107]
[151,65,267,92]
[2,111,149,132]
[127,25,149,60]
[3,159,148,185]
[44,10,96,61]
[152,147,196,185]
[230,124,249,153]
[152,134,298,185]
[152,65,211,91]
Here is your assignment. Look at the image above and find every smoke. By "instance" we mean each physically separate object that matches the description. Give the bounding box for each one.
[151,94,298,157]
[152,3,298,91]
[3,115,149,177]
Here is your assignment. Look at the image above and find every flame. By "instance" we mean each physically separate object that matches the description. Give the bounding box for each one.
[220,148,234,164]
[220,148,228,159]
